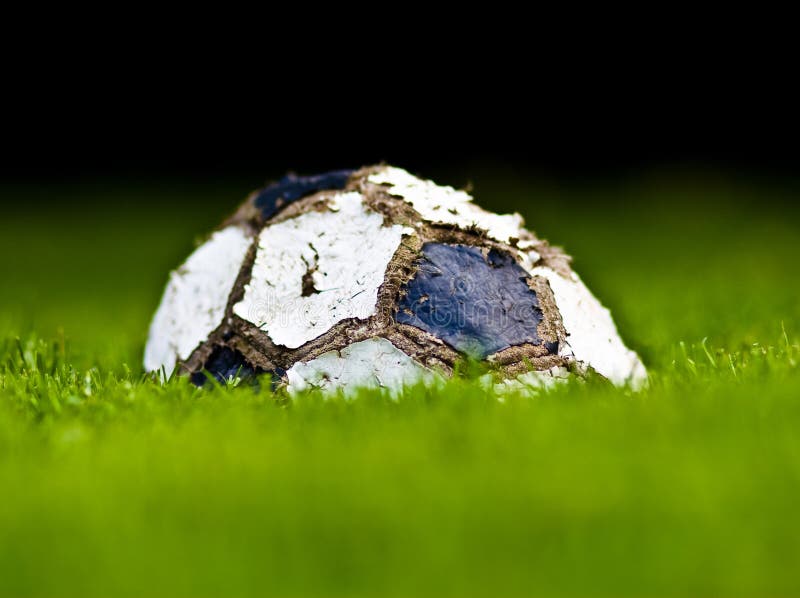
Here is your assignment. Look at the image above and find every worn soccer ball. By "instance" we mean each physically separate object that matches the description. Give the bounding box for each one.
[144,166,646,392]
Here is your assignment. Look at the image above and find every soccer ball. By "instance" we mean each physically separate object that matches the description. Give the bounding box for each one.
[144,166,646,392]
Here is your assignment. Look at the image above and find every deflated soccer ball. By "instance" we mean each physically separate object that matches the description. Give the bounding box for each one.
[144,166,646,392]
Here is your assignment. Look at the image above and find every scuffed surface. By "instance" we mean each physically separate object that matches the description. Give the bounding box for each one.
[368,166,532,247]
[397,243,547,358]
[144,226,251,376]
[145,165,646,392]
[234,192,411,349]
[254,170,353,220]
[527,266,647,387]
[490,365,573,396]
[285,337,437,395]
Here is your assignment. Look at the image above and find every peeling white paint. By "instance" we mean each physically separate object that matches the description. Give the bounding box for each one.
[526,266,647,388]
[144,166,646,394]
[368,167,534,247]
[144,226,251,375]
[491,366,573,397]
[233,192,412,348]
[285,337,438,395]
[516,248,542,272]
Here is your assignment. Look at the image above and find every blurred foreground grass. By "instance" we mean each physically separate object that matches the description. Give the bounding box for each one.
[1,169,799,597]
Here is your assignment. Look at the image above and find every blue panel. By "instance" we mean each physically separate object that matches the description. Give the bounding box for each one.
[254,169,353,220]
[190,346,259,386]
[397,243,549,358]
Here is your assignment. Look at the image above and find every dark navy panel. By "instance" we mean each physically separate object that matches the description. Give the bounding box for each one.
[190,346,259,386]
[397,243,548,358]
[254,169,354,220]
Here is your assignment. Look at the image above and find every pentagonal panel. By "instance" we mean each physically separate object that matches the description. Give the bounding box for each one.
[397,243,551,358]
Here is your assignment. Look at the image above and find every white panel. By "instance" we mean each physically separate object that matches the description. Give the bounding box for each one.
[144,226,251,375]
[285,337,437,395]
[527,266,647,387]
[234,192,412,348]
[368,167,534,248]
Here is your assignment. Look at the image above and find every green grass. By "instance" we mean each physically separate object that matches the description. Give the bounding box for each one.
[1,171,799,597]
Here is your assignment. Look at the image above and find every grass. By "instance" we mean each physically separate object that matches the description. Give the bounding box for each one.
[1,169,799,597]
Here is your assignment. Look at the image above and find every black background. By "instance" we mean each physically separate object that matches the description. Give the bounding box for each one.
[2,43,798,191]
